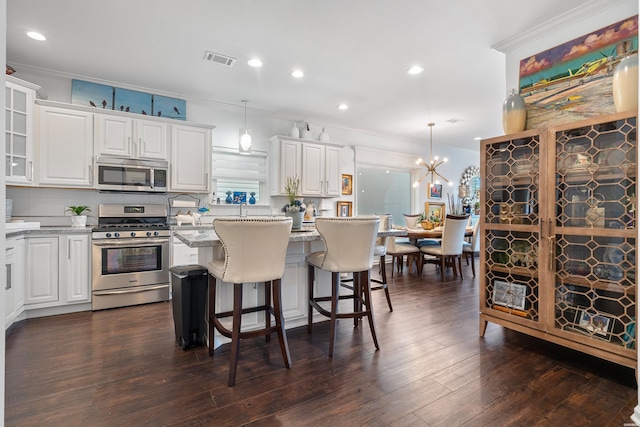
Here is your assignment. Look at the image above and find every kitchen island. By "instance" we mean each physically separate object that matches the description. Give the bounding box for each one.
[173,225,406,348]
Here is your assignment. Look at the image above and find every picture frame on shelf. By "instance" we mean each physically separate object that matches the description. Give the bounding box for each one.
[492,280,527,310]
[429,183,443,199]
[424,202,445,224]
[233,192,247,204]
[342,174,353,195]
[337,201,352,217]
[568,307,613,341]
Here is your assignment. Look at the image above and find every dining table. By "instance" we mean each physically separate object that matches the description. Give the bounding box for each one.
[404,227,474,246]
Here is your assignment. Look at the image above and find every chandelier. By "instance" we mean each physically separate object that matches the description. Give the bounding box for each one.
[413,122,451,188]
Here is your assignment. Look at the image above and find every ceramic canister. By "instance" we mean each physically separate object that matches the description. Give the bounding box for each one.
[502,89,527,134]
[612,53,638,113]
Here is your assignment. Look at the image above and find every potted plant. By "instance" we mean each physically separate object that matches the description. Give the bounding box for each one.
[281,176,305,229]
[418,211,433,230]
[474,200,480,215]
[66,205,91,227]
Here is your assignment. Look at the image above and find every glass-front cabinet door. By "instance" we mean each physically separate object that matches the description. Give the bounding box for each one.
[480,129,550,334]
[5,78,36,185]
[549,112,636,359]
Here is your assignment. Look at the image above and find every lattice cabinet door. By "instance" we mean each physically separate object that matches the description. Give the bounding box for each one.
[480,128,551,335]
[548,112,636,364]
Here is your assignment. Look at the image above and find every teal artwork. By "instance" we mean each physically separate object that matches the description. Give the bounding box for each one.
[71,79,114,109]
[152,95,186,120]
[114,88,152,115]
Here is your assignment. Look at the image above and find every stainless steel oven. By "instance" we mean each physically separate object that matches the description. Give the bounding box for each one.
[91,204,170,310]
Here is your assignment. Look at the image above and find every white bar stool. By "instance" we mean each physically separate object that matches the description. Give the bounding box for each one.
[207,216,293,386]
[307,216,380,357]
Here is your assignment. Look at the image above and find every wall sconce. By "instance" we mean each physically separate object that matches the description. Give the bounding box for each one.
[239,100,252,154]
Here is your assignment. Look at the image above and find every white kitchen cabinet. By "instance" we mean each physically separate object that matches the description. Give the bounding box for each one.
[169,124,212,193]
[5,77,38,185]
[36,104,94,187]
[301,143,342,197]
[270,136,301,196]
[171,235,199,267]
[61,234,91,303]
[95,114,168,161]
[25,236,59,306]
[5,236,25,328]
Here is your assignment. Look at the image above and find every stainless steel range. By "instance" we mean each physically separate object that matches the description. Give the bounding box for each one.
[91,204,171,310]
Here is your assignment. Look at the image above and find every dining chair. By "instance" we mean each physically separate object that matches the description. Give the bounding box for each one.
[463,219,481,277]
[403,213,422,229]
[307,216,380,357]
[207,217,293,386]
[420,214,469,281]
[386,236,420,276]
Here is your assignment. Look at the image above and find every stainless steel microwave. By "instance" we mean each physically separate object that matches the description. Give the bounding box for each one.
[96,157,168,193]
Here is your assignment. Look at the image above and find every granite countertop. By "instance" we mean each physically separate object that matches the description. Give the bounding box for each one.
[6,226,93,238]
[173,228,406,248]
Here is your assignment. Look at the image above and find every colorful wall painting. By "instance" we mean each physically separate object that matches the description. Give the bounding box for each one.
[518,15,638,129]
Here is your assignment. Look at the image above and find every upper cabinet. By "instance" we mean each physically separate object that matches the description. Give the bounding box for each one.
[36,104,94,187]
[270,136,342,197]
[95,114,168,161]
[5,77,38,185]
[169,124,212,193]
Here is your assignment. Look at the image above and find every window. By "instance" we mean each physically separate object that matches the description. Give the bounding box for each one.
[211,148,267,203]
[356,166,411,227]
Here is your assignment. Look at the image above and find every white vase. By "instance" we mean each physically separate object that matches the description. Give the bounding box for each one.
[289,122,300,138]
[612,53,638,113]
[301,129,312,139]
[502,89,527,134]
[71,215,87,227]
[318,127,329,142]
[285,211,304,230]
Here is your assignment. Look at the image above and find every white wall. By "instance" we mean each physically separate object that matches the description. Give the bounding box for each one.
[2,0,7,423]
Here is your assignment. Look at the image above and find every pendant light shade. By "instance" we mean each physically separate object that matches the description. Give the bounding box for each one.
[239,100,252,154]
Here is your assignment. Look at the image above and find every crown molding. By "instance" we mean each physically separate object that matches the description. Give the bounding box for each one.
[491,0,627,54]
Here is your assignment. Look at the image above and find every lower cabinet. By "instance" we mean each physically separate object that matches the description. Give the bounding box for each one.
[24,234,91,310]
[5,236,25,329]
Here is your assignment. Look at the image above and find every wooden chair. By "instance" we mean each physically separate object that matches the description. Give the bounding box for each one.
[386,236,420,276]
[207,217,293,386]
[419,214,469,281]
[307,216,380,357]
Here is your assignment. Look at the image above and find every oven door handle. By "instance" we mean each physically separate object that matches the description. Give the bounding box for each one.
[92,238,169,247]
[93,284,169,296]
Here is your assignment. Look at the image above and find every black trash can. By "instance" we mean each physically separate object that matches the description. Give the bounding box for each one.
[170,265,208,350]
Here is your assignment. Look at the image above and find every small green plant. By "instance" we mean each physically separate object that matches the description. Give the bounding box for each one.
[66,205,91,215]
[284,176,301,205]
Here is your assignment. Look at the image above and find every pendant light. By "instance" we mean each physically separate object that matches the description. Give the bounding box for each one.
[239,100,252,154]
[413,122,451,188]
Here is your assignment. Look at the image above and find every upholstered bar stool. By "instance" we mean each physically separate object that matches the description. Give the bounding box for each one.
[207,217,293,386]
[340,214,393,311]
[307,216,380,357]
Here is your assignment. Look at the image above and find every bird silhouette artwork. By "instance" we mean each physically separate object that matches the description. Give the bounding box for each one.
[119,105,124,111]
[125,106,130,112]
[101,100,107,108]
[157,111,162,117]
[141,110,147,115]
[89,101,96,107]
[173,106,180,115]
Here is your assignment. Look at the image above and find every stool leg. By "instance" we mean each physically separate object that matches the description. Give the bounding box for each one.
[308,264,315,333]
[470,252,476,277]
[329,272,340,357]
[272,278,291,369]
[264,280,272,343]
[379,255,393,312]
[228,282,243,387]
[458,255,464,280]
[361,271,379,350]
[353,272,360,327]
[208,274,216,357]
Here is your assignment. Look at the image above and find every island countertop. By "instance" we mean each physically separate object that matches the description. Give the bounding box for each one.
[173,227,407,248]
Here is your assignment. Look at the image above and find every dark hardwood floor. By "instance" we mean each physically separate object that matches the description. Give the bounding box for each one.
[5,260,637,426]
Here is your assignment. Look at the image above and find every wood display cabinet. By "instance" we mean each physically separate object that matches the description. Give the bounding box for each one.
[480,111,637,369]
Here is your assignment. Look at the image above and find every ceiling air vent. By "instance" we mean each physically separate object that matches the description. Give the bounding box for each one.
[203,51,236,67]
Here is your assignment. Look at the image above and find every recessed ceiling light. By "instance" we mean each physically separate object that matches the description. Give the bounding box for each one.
[247,58,263,67]
[474,137,482,140]
[337,104,349,110]
[407,65,424,75]
[291,70,304,78]
[26,31,46,41]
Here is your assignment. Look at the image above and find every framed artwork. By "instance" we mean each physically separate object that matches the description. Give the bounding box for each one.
[114,87,153,115]
[152,95,186,120]
[518,15,638,129]
[71,79,114,109]
[429,183,443,199]
[232,192,246,204]
[424,202,445,223]
[337,201,352,217]
[342,174,353,195]
[492,280,527,310]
